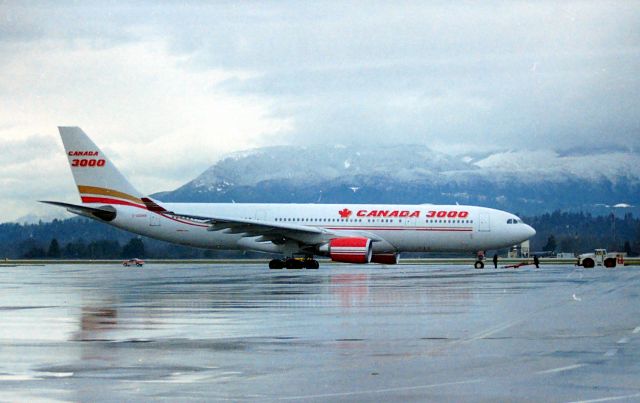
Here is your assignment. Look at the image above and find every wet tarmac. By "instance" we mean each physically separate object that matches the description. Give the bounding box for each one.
[0,263,639,402]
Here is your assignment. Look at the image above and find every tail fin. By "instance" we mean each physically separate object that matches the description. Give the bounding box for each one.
[58,127,145,208]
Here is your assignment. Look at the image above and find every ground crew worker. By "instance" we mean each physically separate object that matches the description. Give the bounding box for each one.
[533,255,539,268]
[493,253,498,268]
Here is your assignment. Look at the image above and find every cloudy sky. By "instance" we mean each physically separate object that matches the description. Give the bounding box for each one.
[1,1,639,222]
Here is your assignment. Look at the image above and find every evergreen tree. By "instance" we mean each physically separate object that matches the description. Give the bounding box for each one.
[23,246,46,258]
[543,235,557,252]
[63,240,87,258]
[624,241,632,256]
[122,238,145,258]
[47,238,61,258]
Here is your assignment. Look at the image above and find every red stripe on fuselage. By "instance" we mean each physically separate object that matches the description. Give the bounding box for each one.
[158,213,210,228]
[81,196,146,209]
[81,197,209,228]
[326,227,473,232]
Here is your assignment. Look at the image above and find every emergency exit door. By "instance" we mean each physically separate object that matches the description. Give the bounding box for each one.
[478,213,490,232]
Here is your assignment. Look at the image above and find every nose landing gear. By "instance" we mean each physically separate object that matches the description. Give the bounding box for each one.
[474,250,485,269]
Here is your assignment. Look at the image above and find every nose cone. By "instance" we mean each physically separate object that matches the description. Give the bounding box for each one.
[525,224,536,238]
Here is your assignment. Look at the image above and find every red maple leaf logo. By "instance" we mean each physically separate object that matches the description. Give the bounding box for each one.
[339,208,352,218]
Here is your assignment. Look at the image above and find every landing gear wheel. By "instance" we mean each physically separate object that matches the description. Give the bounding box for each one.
[305,259,320,269]
[285,258,303,270]
[474,261,485,269]
[269,259,284,269]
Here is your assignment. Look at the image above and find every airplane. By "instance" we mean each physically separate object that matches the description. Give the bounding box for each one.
[43,127,536,269]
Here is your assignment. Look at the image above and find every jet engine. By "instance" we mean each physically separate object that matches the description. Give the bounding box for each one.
[327,237,373,264]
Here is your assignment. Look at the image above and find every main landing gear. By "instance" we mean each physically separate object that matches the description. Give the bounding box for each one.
[269,258,320,270]
[474,250,485,269]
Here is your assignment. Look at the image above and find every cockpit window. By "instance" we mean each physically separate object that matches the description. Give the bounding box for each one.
[507,218,523,224]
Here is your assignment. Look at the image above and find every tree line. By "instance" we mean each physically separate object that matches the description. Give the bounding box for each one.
[524,211,639,255]
[2,210,639,259]
[20,238,145,259]
[0,217,262,259]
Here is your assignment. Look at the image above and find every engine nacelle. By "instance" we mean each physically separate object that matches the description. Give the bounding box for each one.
[329,237,373,264]
[371,253,400,265]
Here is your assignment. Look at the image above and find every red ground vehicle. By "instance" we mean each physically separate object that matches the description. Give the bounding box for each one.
[122,258,144,267]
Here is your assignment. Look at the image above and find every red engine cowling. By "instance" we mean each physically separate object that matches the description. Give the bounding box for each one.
[371,253,400,265]
[329,237,372,264]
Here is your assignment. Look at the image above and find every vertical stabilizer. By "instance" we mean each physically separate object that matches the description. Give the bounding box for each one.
[58,127,145,207]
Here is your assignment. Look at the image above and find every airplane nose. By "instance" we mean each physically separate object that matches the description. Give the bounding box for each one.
[526,224,536,238]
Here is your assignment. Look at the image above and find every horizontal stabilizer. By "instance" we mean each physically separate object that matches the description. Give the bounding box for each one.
[39,201,117,222]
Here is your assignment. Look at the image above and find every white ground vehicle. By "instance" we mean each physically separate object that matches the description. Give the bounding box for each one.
[577,249,624,268]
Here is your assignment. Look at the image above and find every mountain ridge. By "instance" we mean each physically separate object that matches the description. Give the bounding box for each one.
[152,144,640,216]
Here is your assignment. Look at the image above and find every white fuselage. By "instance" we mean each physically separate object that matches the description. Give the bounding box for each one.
[51,127,537,262]
[103,202,536,255]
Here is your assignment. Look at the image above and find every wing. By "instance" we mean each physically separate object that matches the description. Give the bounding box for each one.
[140,198,390,248]
[169,211,334,244]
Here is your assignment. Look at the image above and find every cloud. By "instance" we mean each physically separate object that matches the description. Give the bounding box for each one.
[1,1,639,221]
[0,37,290,221]
[0,134,76,221]
[148,1,640,151]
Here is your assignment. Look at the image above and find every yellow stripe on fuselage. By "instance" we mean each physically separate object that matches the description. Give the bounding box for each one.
[77,185,143,204]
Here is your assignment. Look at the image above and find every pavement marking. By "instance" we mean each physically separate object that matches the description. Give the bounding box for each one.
[536,364,585,374]
[37,371,73,378]
[464,320,522,343]
[270,378,485,400]
[566,392,640,403]
[616,337,628,344]
[603,348,618,357]
[0,374,36,381]
[633,326,640,334]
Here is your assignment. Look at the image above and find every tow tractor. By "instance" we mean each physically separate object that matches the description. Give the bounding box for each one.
[576,249,624,268]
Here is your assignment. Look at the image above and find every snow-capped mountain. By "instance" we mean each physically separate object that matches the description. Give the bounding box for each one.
[153,144,640,215]
[187,144,471,187]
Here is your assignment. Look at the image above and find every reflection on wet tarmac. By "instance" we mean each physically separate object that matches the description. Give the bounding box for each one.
[0,264,639,401]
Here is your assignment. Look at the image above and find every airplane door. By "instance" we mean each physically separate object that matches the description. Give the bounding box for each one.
[478,213,490,232]
[255,209,267,221]
[149,214,161,227]
[400,215,419,248]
